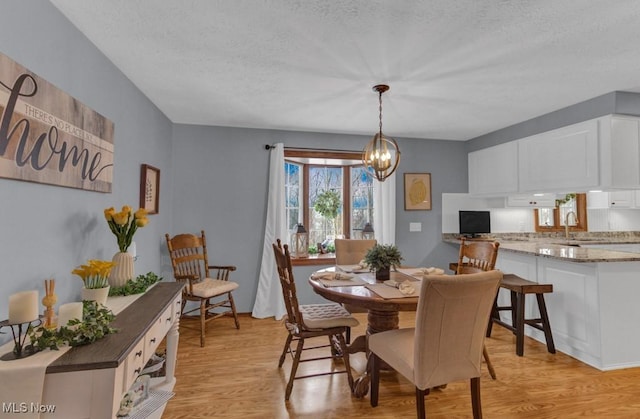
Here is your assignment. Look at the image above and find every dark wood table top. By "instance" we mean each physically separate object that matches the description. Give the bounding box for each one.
[308,268,420,312]
[46,282,184,374]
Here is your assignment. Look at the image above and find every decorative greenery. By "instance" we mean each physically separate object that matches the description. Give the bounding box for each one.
[104,205,149,252]
[313,190,341,240]
[72,259,115,289]
[109,272,162,296]
[555,193,576,207]
[28,300,117,352]
[364,244,403,271]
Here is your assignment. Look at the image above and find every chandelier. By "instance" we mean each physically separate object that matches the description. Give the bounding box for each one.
[362,84,401,182]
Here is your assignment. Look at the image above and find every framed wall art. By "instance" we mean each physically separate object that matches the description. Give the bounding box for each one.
[404,173,432,211]
[140,164,160,214]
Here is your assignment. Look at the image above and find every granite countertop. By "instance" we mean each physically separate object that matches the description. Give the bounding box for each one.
[442,234,640,263]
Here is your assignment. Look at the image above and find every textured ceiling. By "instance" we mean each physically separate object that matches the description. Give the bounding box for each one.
[50,0,640,141]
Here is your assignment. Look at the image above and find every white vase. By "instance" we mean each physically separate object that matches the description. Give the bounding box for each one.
[81,286,110,306]
[109,251,134,287]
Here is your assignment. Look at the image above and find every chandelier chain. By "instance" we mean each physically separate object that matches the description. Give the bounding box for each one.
[378,90,383,135]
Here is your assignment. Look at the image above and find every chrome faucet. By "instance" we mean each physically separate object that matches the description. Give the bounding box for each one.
[564,211,578,240]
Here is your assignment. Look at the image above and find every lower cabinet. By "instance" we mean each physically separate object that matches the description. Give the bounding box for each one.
[496,253,640,370]
[41,283,183,418]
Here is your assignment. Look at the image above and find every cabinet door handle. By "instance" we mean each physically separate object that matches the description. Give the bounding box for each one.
[166,317,172,323]
[150,337,156,343]
[135,350,142,357]
[134,367,141,374]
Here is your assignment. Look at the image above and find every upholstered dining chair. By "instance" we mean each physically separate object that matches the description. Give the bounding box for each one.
[165,230,240,347]
[272,239,359,401]
[455,238,501,380]
[334,238,377,265]
[369,270,502,419]
[334,239,377,321]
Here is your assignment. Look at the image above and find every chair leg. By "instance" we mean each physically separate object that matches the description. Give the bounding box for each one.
[278,334,293,368]
[228,292,240,329]
[470,376,482,419]
[486,297,499,337]
[346,326,351,344]
[482,344,496,380]
[199,299,207,347]
[536,293,556,354]
[415,388,427,419]
[515,292,526,356]
[370,353,380,407]
[336,332,354,391]
[285,338,305,401]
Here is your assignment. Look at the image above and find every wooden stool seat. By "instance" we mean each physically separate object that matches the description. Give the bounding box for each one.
[487,273,556,357]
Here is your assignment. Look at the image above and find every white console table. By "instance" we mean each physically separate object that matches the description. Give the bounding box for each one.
[41,282,183,418]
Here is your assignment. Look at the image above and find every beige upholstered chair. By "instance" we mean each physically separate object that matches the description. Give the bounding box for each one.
[369,270,502,419]
[334,239,377,320]
[334,239,377,265]
[455,238,500,379]
[165,230,240,347]
[272,239,359,401]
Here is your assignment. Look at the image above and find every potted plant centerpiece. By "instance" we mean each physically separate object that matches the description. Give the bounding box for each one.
[72,259,115,305]
[364,244,403,281]
[104,206,149,287]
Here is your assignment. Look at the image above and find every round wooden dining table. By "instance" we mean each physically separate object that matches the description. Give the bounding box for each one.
[308,267,420,397]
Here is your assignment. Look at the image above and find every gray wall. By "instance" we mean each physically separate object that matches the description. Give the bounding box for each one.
[466,91,640,151]
[0,2,174,343]
[170,125,466,307]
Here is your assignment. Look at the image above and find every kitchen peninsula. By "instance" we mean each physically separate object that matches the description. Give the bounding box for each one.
[445,235,640,371]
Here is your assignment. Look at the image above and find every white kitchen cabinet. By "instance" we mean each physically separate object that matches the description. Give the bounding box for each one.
[600,115,640,188]
[495,251,640,370]
[468,141,519,196]
[505,193,556,208]
[587,190,637,209]
[518,119,599,193]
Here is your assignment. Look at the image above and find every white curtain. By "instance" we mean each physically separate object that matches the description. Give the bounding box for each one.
[252,143,288,319]
[373,172,396,245]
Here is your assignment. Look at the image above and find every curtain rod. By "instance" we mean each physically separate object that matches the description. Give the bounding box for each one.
[264,144,359,154]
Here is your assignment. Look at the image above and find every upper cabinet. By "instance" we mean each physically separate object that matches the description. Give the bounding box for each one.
[469,114,640,196]
[600,115,640,189]
[518,119,599,193]
[468,141,518,196]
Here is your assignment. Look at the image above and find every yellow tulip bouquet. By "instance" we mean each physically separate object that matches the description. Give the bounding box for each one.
[104,206,149,252]
[72,259,115,289]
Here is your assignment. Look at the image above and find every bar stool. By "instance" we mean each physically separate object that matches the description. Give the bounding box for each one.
[487,273,556,356]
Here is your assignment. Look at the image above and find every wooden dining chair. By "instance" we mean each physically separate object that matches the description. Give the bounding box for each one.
[369,270,502,419]
[272,239,359,401]
[455,238,501,380]
[165,230,240,347]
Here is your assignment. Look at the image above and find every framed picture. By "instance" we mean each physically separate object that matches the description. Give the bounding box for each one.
[140,164,160,214]
[404,173,432,211]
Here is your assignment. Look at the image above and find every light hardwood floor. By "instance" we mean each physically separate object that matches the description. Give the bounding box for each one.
[162,312,640,418]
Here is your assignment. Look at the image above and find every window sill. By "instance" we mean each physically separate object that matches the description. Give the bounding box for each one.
[290,253,336,266]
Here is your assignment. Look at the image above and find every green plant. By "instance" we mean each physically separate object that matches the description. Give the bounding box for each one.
[109,272,162,296]
[28,300,117,351]
[364,244,403,271]
[313,190,341,239]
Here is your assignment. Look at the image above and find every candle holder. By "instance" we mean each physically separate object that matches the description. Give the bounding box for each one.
[0,317,42,361]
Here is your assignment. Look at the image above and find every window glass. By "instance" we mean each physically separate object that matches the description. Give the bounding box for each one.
[351,166,374,238]
[284,162,301,231]
[309,166,343,246]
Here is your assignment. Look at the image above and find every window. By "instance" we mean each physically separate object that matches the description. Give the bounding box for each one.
[284,149,374,249]
[533,193,588,232]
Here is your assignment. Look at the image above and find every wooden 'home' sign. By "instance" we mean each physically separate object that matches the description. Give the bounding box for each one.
[0,52,114,192]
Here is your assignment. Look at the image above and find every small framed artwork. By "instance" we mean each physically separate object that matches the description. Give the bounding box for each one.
[140,164,160,214]
[404,173,432,211]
